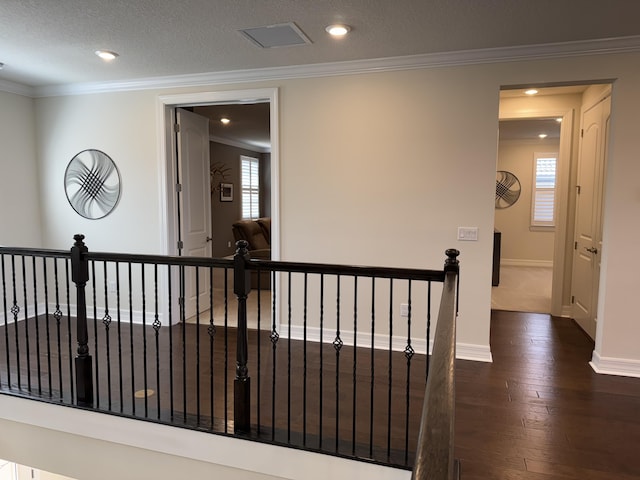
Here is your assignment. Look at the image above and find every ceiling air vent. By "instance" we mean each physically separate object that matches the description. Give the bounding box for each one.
[239,22,312,48]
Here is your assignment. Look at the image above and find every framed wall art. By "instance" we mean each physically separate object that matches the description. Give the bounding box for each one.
[220,182,233,202]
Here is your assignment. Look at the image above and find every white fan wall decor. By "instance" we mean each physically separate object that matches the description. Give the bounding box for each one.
[495,170,521,209]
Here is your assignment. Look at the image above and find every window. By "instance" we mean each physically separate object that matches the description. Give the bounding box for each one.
[531,153,557,227]
[241,155,260,220]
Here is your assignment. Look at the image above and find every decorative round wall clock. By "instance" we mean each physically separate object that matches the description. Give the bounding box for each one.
[495,170,521,209]
[64,149,121,219]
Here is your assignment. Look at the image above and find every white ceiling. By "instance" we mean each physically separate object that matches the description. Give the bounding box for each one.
[2,0,640,90]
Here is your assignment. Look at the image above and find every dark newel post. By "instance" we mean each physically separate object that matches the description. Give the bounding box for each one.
[445,248,461,315]
[71,234,94,406]
[233,240,252,433]
[444,249,460,273]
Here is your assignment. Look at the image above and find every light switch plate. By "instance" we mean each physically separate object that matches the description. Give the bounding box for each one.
[457,227,479,241]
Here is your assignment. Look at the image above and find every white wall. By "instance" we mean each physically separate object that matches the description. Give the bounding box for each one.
[0,396,407,480]
[27,51,640,372]
[495,139,558,264]
[0,91,42,246]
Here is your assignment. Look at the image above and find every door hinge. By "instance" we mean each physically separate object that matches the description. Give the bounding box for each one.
[574,241,578,250]
[576,185,581,195]
[175,183,182,193]
[580,128,584,138]
[174,123,180,133]
[177,240,184,250]
[571,295,575,304]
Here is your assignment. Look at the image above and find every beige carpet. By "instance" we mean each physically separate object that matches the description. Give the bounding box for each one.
[491,265,552,314]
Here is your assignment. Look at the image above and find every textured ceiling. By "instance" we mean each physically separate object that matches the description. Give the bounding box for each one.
[2,0,640,88]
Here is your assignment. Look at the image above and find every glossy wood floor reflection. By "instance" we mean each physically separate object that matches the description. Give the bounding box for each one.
[455,311,640,480]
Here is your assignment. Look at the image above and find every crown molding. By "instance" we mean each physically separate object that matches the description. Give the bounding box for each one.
[5,35,640,98]
[0,78,35,97]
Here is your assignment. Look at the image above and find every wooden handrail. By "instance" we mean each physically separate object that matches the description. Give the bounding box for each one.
[411,255,459,480]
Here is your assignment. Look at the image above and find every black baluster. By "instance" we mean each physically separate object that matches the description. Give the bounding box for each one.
[256,266,262,433]
[116,262,123,412]
[65,260,74,401]
[91,261,99,408]
[71,234,93,407]
[303,272,308,446]
[167,264,174,420]
[318,274,324,449]
[208,266,215,429]
[369,277,376,458]
[270,269,278,441]
[11,255,21,389]
[128,262,135,415]
[32,256,42,395]
[387,278,393,460]
[43,259,52,396]
[334,274,342,453]
[233,240,251,434]
[103,261,113,410]
[142,264,148,417]
[53,259,63,398]
[287,271,292,442]
[1,254,10,388]
[195,265,201,425]
[404,279,414,465]
[21,256,30,392]
[352,276,358,456]
[153,264,161,420]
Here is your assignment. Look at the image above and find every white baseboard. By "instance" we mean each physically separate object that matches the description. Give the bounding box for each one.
[283,325,492,362]
[456,343,493,362]
[500,259,553,268]
[590,350,640,378]
[560,305,573,318]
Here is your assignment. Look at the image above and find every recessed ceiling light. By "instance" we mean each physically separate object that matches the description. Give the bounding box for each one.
[95,50,119,61]
[539,133,548,139]
[524,89,538,95]
[220,118,230,125]
[325,24,351,36]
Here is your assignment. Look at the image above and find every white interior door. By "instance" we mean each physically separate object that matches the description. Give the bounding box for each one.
[571,95,610,339]
[177,108,211,320]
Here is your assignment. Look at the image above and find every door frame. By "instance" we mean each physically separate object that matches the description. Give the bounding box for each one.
[156,88,279,324]
[497,108,574,317]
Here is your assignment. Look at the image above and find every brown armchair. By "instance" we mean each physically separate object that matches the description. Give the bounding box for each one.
[232,218,271,260]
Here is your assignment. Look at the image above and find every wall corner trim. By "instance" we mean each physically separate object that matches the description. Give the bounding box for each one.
[590,350,640,378]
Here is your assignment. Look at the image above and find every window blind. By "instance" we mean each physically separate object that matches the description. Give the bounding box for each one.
[241,155,260,220]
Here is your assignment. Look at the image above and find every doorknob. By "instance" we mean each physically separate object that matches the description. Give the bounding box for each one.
[586,246,598,254]
[206,236,213,242]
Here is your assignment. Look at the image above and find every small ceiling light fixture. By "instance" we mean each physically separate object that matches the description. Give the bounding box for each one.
[325,24,351,37]
[524,89,538,95]
[95,50,119,61]
[220,117,230,125]
[538,133,548,139]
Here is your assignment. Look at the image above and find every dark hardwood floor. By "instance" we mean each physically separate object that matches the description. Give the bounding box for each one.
[455,310,640,479]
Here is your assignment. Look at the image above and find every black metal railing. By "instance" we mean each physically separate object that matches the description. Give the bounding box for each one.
[0,235,460,470]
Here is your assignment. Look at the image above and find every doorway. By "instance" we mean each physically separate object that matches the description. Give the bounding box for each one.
[156,88,279,324]
[492,83,611,338]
